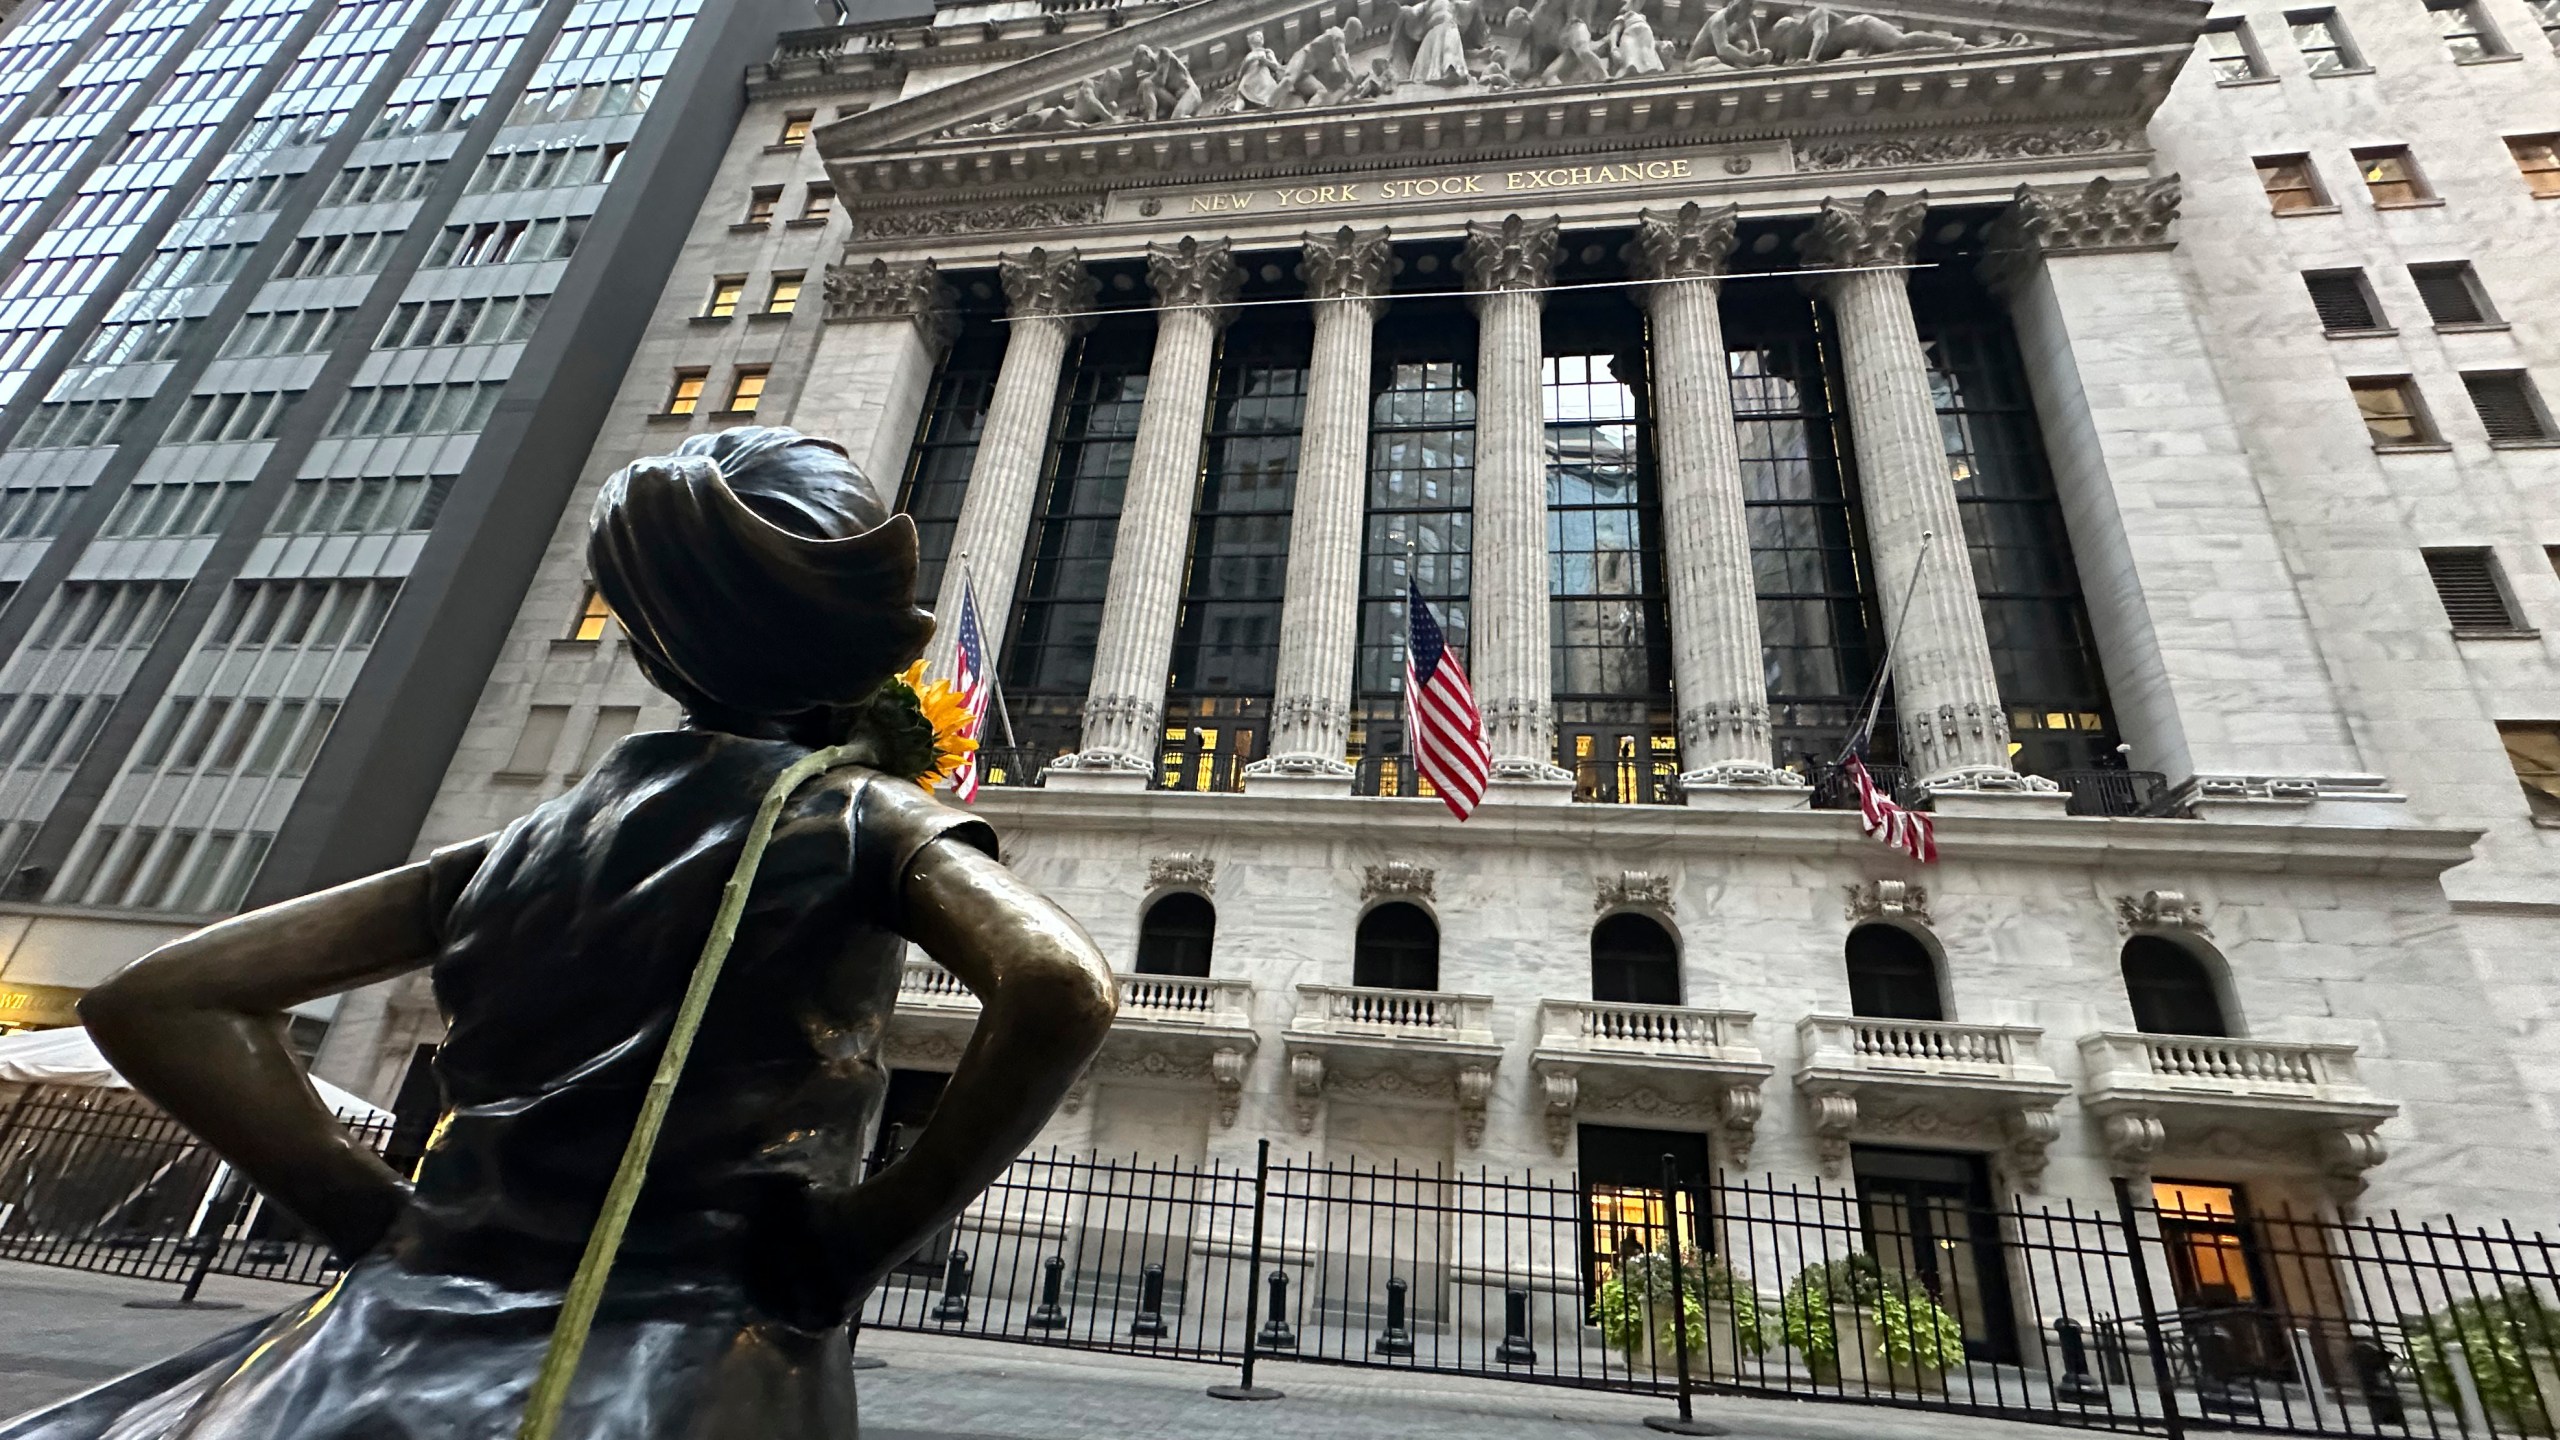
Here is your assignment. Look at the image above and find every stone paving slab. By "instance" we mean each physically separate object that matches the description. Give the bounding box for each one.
[0,1260,2094,1439]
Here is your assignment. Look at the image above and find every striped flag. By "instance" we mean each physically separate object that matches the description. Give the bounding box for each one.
[1404,580,1490,821]
[1848,753,1935,863]
[946,577,995,802]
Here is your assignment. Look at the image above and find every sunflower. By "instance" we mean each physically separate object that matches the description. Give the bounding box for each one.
[893,661,980,790]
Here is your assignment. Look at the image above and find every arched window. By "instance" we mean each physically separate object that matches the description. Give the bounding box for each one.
[2121,936,2230,1037]
[1845,924,1944,1021]
[1591,912,1681,1006]
[1134,892,1215,978]
[1354,902,1439,991]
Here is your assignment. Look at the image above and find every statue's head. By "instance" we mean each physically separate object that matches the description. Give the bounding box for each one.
[1248,27,1266,43]
[588,426,933,746]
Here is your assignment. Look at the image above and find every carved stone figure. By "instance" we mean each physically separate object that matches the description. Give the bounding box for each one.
[1130,44,1201,121]
[5,428,1118,1440]
[1235,28,1284,108]
[1279,17,1367,106]
[1505,0,1611,84]
[1686,0,1768,65]
[1765,4,1969,64]
[1605,0,1665,75]
[1394,0,1489,85]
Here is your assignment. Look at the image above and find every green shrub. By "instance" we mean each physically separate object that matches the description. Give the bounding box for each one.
[1780,1254,1966,1374]
[2405,1285,2560,1434]
[1591,1249,1768,1360]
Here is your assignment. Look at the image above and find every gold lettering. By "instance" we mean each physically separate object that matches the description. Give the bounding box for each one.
[1190,195,1216,213]
[1672,159,1692,177]
[1463,175,1483,192]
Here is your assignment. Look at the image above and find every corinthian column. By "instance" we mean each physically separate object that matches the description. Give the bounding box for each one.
[803,258,957,484]
[1798,192,2044,799]
[1054,237,1240,787]
[925,247,1094,680]
[1459,214,1571,795]
[1633,202,1804,807]
[1245,226,1393,794]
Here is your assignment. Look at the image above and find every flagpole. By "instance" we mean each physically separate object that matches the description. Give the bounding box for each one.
[956,551,1019,750]
[1840,529,1937,765]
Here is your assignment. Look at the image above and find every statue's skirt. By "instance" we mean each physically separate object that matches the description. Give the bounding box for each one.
[0,1255,857,1440]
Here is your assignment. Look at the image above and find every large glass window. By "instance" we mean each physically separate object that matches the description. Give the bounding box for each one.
[1135,891,1215,977]
[1729,294,1882,769]
[1353,901,1439,991]
[1913,278,2116,779]
[895,331,1002,608]
[1352,308,1475,789]
[2122,936,2231,1037]
[1845,924,1943,1021]
[1002,322,1150,757]
[1591,912,1680,1005]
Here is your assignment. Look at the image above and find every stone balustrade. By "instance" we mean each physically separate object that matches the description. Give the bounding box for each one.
[1794,1013,2070,1184]
[1115,972,1254,1030]
[1289,983,1497,1045]
[1798,1014,2055,1080]
[1535,998,1756,1060]
[2079,1031,2367,1096]
[898,958,978,1010]
[1530,999,1773,1159]
[2076,1031,2398,1197]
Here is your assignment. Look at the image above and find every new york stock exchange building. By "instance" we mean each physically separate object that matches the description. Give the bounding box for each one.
[316,0,2560,1387]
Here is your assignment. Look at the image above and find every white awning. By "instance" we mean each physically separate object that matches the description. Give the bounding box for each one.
[0,1025,395,1125]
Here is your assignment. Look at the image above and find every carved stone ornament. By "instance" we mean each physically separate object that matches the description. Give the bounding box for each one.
[853,199,1103,241]
[1539,1068,1580,1154]
[1844,879,1929,925]
[1289,1050,1326,1133]
[1632,201,1738,283]
[1458,214,1561,296]
[998,246,1100,323]
[820,258,957,348]
[1979,175,2182,292]
[1056,692,1159,773]
[1794,189,1926,272]
[1456,1065,1494,1148]
[2114,889,2210,937]
[2099,1110,2165,1177]
[1146,235,1243,315]
[1211,1045,1248,1128]
[2321,1126,2388,1207]
[1147,851,1216,893]
[2003,1106,2062,1194]
[1595,869,1673,915]
[1807,1091,1858,1178]
[1361,861,1435,903]
[1300,226,1396,305]
[1795,126,2135,173]
[1717,1084,1763,1169]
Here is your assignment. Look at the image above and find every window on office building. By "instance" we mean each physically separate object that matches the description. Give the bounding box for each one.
[765,272,802,315]
[2499,721,2560,821]
[2303,269,2383,332]
[776,111,812,147]
[2255,153,2329,212]
[2423,0,2509,59]
[2508,134,2560,196]
[703,276,742,318]
[2423,547,2524,632]
[666,369,705,415]
[2410,262,2497,325]
[2349,375,2436,446]
[2462,372,2558,444]
[2202,18,2270,79]
[723,367,768,416]
[2287,8,2363,71]
[2354,146,2433,205]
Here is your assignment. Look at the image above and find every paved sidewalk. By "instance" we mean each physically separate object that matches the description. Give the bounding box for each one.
[0,1260,2082,1438]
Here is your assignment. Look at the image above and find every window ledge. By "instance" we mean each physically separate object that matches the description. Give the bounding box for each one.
[645,411,695,425]
[727,221,771,234]
[2373,441,2453,453]
[549,637,602,655]
[2457,51,2523,64]
[784,217,829,229]
[689,314,734,326]
[2452,627,2542,640]
[2374,197,2448,210]
[2488,438,2560,450]
[2274,204,2343,217]
[708,408,763,420]
[2309,65,2375,78]
[762,142,807,153]
[2435,320,2512,334]
[2323,327,2399,339]
[2216,74,2281,87]
[492,769,546,784]
[748,310,793,323]
[2533,814,2560,830]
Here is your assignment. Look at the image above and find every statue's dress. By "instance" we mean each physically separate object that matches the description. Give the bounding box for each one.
[1,730,991,1440]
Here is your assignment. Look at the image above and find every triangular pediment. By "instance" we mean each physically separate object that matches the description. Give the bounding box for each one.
[816,0,2206,161]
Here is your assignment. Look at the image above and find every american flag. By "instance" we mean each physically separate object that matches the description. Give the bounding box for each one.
[1847,753,1935,863]
[1404,580,1490,821]
[945,576,996,802]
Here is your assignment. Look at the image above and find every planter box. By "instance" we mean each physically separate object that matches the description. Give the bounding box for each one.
[1637,1301,1755,1380]
[1803,1304,1949,1395]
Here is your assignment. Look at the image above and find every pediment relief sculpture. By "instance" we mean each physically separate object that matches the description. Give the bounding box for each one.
[929,0,2051,142]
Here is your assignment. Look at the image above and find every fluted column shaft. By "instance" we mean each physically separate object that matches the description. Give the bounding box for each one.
[1800,193,2014,785]
[1252,228,1392,781]
[1460,215,1569,785]
[1633,203,1797,788]
[1068,238,1239,775]
[926,248,1093,681]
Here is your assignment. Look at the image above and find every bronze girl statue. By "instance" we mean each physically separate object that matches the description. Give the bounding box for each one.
[5,427,1116,1439]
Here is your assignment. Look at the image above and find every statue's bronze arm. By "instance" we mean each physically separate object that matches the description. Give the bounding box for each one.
[831,834,1118,1297]
[78,848,487,1258]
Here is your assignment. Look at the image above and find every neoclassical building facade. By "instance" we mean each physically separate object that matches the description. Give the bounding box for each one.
[320,0,2560,1332]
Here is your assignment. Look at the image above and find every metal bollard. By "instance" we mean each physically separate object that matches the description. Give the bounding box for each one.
[1256,1269,1297,1351]
[1373,1276,1415,1356]
[1027,1255,1069,1331]
[2348,1334,2404,1425]
[1495,1287,1537,1365]
[930,1248,973,1324]
[2052,1318,2111,1406]
[1129,1261,1169,1338]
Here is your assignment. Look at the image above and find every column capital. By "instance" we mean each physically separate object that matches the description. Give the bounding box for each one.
[999,246,1099,330]
[1632,201,1739,285]
[1978,175,2183,293]
[1794,189,1928,272]
[1145,235,1242,321]
[1300,225,1394,307]
[821,257,958,352]
[1458,214,1560,301]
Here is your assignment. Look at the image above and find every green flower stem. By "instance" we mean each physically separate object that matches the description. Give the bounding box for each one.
[515,741,863,1440]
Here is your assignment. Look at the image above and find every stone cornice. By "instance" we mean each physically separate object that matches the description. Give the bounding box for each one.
[965,788,2486,881]
[820,38,2189,209]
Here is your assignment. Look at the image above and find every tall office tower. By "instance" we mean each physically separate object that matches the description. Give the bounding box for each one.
[0,0,804,1031]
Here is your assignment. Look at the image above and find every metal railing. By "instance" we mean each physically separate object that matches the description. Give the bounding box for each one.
[1806,761,1919,812]
[2062,770,2177,818]
[970,746,1055,789]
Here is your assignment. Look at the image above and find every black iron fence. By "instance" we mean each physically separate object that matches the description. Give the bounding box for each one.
[10,1086,2560,1440]
[0,1083,395,1296]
